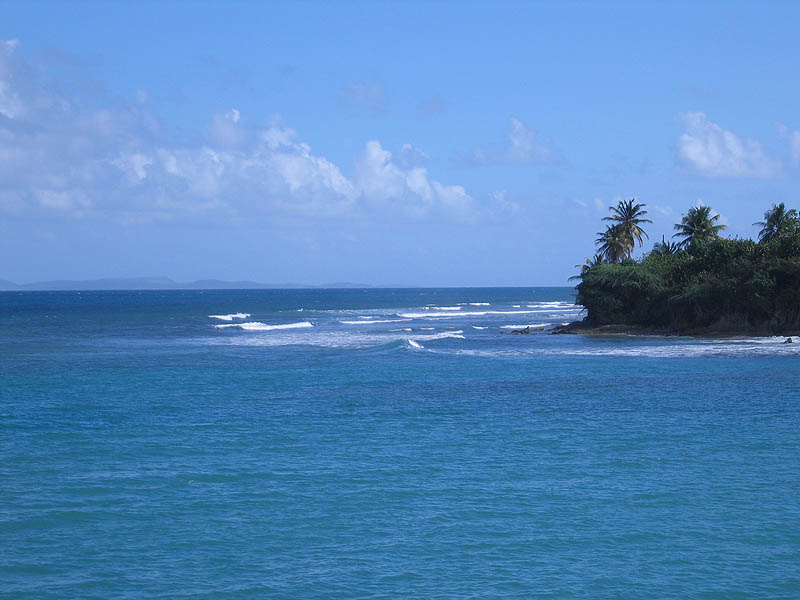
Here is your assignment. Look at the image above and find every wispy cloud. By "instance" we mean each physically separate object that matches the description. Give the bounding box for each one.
[791,130,800,168]
[0,42,472,224]
[453,118,561,167]
[417,94,446,116]
[0,39,21,118]
[340,82,388,115]
[677,111,780,178]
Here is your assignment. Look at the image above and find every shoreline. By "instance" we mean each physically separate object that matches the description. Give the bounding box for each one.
[551,321,800,339]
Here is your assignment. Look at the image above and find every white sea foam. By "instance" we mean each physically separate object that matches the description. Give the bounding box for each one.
[468,302,490,306]
[412,330,465,341]
[472,326,488,330]
[445,337,800,359]
[420,327,435,330]
[527,302,574,308]
[208,313,250,321]
[207,327,464,349]
[398,309,557,318]
[425,306,462,311]
[407,339,423,349]
[390,328,413,332]
[500,323,549,329]
[340,319,409,325]
[215,321,313,331]
[512,305,521,308]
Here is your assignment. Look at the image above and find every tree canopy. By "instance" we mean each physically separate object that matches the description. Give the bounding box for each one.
[754,203,799,243]
[673,205,726,248]
[594,199,651,263]
[574,200,800,333]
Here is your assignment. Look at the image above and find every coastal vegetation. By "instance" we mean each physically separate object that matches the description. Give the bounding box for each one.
[570,200,800,334]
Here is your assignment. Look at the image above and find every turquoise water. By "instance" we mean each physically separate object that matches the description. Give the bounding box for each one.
[2,288,799,598]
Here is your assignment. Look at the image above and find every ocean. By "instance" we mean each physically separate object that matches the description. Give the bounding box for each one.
[2,288,799,598]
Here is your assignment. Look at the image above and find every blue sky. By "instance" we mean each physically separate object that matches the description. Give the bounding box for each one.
[2,0,800,285]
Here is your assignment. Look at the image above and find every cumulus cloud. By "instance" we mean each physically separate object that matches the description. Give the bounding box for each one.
[677,112,780,178]
[208,108,244,147]
[394,143,428,169]
[453,118,561,166]
[0,42,471,223]
[355,140,473,221]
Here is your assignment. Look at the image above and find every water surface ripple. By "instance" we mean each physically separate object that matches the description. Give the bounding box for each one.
[2,289,799,598]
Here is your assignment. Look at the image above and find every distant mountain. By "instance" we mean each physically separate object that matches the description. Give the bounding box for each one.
[0,277,373,291]
[0,279,20,290]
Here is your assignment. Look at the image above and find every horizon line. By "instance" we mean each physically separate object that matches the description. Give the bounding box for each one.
[0,276,573,291]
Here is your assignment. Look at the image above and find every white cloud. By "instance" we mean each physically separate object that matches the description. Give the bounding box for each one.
[677,112,780,178]
[454,118,561,166]
[791,130,800,168]
[0,43,472,224]
[489,189,520,215]
[208,108,244,147]
[0,39,22,118]
[593,198,606,214]
[651,205,674,217]
[354,140,474,221]
[395,143,428,169]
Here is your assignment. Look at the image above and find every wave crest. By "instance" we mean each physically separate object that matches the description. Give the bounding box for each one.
[215,321,313,331]
[209,313,250,321]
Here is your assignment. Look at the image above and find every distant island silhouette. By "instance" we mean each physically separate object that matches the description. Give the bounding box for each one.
[0,277,376,291]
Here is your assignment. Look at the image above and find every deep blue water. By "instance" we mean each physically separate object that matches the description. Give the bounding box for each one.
[2,288,799,599]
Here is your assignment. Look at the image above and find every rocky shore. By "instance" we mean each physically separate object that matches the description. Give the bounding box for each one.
[551,320,800,338]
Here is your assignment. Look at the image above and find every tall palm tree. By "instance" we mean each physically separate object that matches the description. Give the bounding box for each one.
[673,205,726,248]
[603,198,652,256]
[596,224,630,263]
[651,235,681,256]
[753,202,799,243]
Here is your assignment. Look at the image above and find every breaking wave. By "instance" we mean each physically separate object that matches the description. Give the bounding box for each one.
[339,319,410,325]
[398,309,558,319]
[215,321,313,331]
[208,313,250,321]
[206,327,465,349]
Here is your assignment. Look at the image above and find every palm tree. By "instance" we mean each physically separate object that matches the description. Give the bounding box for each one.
[651,235,681,256]
[595,224,630,263]
[583,253,605,268]
[753,203,799,243]
[673,205,726,248]
[603,198,652,257]
[569,253,605,281]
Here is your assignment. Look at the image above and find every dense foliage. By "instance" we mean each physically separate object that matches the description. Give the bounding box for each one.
[575,202,800,332]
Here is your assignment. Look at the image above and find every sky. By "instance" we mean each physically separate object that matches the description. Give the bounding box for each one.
[2,0,800,286]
